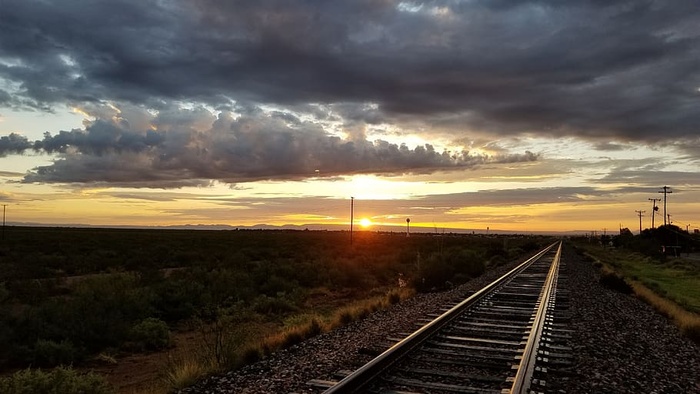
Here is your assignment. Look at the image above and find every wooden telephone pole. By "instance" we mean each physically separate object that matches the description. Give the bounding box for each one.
[635,210,645,234]
[350,197,354,246]
[658,186,672,226]
[648,198,661,229]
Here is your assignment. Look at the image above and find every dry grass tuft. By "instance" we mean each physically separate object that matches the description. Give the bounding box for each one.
[162,286,417,392]
[631,281,700,344]
[126,383,168,394]
[587,251,700,345]
[163,354,213,392]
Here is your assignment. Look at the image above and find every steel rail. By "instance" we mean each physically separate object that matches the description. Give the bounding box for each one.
[323,241,561,394]
[507,241,562,394]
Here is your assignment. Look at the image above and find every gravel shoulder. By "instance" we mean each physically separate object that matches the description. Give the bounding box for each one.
[180,243,700,393]
[555,244,700,393]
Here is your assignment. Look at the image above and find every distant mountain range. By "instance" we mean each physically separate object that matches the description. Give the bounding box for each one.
[5,221,592,236]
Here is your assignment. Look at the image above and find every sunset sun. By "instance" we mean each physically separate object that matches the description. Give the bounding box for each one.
[360,218,372,228]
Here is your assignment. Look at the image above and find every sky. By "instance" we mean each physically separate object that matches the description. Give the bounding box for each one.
[1,0,699,234]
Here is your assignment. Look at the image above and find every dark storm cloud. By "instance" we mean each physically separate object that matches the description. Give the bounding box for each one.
[20,110,537,186]
[0,133,32,156]
[1,0,698,142]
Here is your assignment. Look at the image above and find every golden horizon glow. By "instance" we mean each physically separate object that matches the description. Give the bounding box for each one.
[1,105,699,234]
[1,175,698,233]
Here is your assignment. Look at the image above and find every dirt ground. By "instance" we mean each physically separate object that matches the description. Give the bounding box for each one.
[86,330,198,394]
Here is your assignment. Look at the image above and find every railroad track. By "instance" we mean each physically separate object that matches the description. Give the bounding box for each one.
[311,241,571,394]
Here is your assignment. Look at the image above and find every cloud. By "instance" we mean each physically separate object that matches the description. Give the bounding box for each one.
[597,169,700,189]
[412,187,603,209]
[0,133,32,156]
[17,106,537,186]
[0,170,25,177]
[0,0,698,144]
[592,142,631,151]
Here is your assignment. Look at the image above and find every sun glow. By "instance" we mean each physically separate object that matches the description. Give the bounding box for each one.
[360,218,372,228]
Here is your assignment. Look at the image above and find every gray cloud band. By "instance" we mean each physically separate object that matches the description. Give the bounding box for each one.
[0,0,698,142]
[2,110,537,186]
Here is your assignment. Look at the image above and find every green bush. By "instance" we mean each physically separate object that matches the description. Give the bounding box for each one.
[33,339,81,366]
[487,255,507,268]
[417,248,486,291]
[452,249,486,278]
[252,295,298,315]
[152,278,206,322]
[417,253,452,290]
[21,273,156,353]
[129,318,171,351]
[0,366,114,394]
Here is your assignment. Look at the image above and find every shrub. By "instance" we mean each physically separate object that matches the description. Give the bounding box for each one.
[152,278,205,322]
[239,345,262,365]
[33,339,81,366]
[280,330,304,347]
[599,271,633,294]
[193,309,257,371]
[129,318,171,351]
[681,322,700,344]
[26,273,157,352]
[387,291,401,305]
[0,366,114,394]
[164,354,211,392]
[338,311,353,325]
[487,255,507,267]
[305,318,323,337]
[252,295,298,315]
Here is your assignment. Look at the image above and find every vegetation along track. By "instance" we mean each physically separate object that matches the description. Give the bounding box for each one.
[314,241,570,394]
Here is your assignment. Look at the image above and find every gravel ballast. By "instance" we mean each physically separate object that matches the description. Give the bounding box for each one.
[180,243,700,393]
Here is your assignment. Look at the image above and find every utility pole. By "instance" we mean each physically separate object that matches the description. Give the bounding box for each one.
[658,186,672,226]
[635,210,645,234]
[648,198,661,229]
[406,218,410,237]
[667,214,672,226]
[350,197,354,246]
[2,204,5,241]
